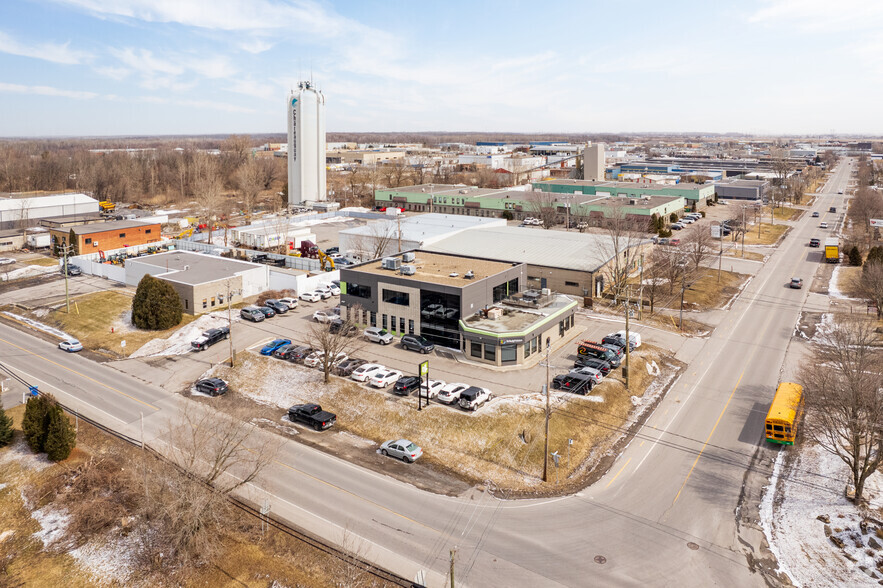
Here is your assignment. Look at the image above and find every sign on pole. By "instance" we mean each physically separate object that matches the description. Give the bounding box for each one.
[711,224,721,239]
[870,219,883,228]
[419,361,429,376]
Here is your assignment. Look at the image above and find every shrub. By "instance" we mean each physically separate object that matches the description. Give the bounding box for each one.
[0,404,13,447]
[132,275,183,330]
[848,246,862,266]
[256,289,297,306]
[501,210,513,221]
[670,212,679,223]
[700,211,706,218]
[45,404,76,462]
[21,394,53,453]
[657,228,673,238]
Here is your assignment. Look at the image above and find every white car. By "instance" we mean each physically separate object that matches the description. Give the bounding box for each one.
[313,287,333,300]
[278,297,298,310]
[437,382,470,405]
[458,386,492,411]
[316,284,340,297]
[313,310,340,323]
[820,222,828,229]
[0,257,14,266]
[610,330,642,349]
[58,339,83,352]
[680,217,694,224]
[352,363,386,382]
[304,351,347,368]
[423,379,446,399]
[300,291,322,303]
[364,327,393,345]
[370,369,404,388]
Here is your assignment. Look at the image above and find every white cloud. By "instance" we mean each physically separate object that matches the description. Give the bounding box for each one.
[111,47,184,75]
[749,0,883,32]
[0,82,97,99]
[133,94,254,113]
[94,65,131,80]
[226,78,277,101]
[0,31,92,64]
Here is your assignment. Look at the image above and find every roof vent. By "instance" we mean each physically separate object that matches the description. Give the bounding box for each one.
[464,270,474,279]
[449,272,459,277]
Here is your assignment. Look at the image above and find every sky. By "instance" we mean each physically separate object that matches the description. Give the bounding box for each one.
[1,0,882,137]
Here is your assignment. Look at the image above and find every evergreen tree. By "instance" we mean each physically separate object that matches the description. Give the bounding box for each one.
[848,246,863,266]
[21,394,53,453]
[44,405,76,462]
[132,274,183,330]
[669,212,679,223]
[865,246,883,269]
[0,403,13,448]
[68,228,79,256]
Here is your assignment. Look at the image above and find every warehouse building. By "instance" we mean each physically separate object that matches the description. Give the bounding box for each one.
[49,219,162,255]
[125,251,269,315]
[339,250,576,367]
[0,193,99,230]
[714,179,769,201]
[533,179,714,209]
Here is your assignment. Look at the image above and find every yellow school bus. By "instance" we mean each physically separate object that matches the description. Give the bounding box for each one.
[765,382,803,445]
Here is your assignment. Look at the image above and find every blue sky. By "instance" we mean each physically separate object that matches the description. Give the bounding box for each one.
[0,0,881,137]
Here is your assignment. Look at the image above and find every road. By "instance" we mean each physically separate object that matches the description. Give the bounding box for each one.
[0,162,854,586]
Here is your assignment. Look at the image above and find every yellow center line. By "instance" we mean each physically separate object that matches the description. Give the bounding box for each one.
[0,335,159,411]
[605,457,632,489]
[671,370,744,505]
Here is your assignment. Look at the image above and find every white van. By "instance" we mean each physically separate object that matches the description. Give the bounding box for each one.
[613,330,642,349]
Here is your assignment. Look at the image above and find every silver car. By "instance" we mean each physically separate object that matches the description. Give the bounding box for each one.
[364,327,393,345]
[379,439,423,463]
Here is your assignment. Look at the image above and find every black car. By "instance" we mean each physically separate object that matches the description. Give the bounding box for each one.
[573,356,612,375]
[258,306,276,318]
[809,238,820,247]
[272,343,297,359]
[601,335,635,352]
[195,377,228,396]
[334,358,366,376]
[329,319,358,336]
[264,299,289,314]
[285,345,313,362]
[552,374,594,395]
[393,376,422,396]
[250,253,269,263]
[325,247,339,255]
[601,343,624,359]
[190,326,230,351]
[401,334,435,354]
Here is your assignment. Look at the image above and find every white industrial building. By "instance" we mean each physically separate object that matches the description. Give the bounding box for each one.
[0,193,99,230]
[231,223,316,250]
[338,213,506,261]
[287,81,326,207]
[458,154,545,172]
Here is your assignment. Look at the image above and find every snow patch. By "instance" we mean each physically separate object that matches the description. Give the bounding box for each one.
[0,437,53,472]
[828,266,861,300]
[0,530,13,543]
[31,505,70,548]
[129,311,238,358]
[70,531,137,585]
[0,483,6,491]
[1,311,73,340]
[0,264,57,281]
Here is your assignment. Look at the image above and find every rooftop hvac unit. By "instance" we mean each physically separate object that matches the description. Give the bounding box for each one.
[400,264,416,275]
[382,257,401,270]
[541,288,551,296]
[487,308,503,320]
[464,270,474,279]
[402,251,416,263]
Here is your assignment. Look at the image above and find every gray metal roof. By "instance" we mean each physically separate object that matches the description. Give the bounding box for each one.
[69,219,159,235]
[424,226,643,273]
[339,213,505,244]
[128,251,264,285]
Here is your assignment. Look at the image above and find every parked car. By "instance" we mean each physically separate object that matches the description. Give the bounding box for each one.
[602,335,635,353]
[60,264,82,276]
[437,382,469,404]
[329,319,357,335]
[379,439,423,463]
[191,326,230,351]
[568,366,604,385]
[552,373,595,395]
[423,380,446,399]
[657,238,670,246]
[299,291,322,303]
[601,343,624,360]
[278,297,298,310]
[325,246,339,255]
[364,327,394,345]
[304,351,347,368]
[668,238,681,246]
[370,369,404,388]
[316,284,340,297]
[313,287,333,300]
[195,377,228,396]
[789,277,803,289]
[809,238,820,247]
[401,334,435,354]
[287,403,336,431]
[351,363,386,382]
[573,356,612,375]
[611,330,641,349]
[670,223,684,230]
[284,345,313,362]
[393,376,422,396]
[272,343,297,359]
[313,310,340,323]
[458,387,491,410]
[334,358,367,377]
[260,338,291,356]
[680,217,694,224]
[264,299,289,314]
[258,306,276,318]
[811,211,820,218]
[240,307,265,322]
[58,339,83,352]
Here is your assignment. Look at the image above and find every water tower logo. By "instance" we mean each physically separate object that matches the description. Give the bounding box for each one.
[291,98,297,106]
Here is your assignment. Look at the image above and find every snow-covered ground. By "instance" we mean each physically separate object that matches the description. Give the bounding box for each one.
[763,443,883,587]
[828,266,863,301]
[129,311,239,358]
[0,264,57,282]
[1,311,72,340]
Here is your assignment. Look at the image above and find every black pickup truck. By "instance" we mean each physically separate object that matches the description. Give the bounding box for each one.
[190,326,230,351]
[287,403,336,431]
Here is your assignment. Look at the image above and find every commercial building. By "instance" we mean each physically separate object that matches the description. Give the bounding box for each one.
[48,219,162,255]
[533,179,714,208]
[424,225,647,297]
[338,213,505,261]
[339,250,576,366]
[287,81,326,206]
[327,150,406,166]
[125,251,269,315]
[0,193,99,230]
[714,179,769,201]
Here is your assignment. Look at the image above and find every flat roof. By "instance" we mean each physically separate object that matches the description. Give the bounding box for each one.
[348,250,518,287]
[0,192,97,212]
[63,219,160,235]
[535,179,710,191]
[462,295,576,334]
[339,213,505,243]
[425,226,646,273]
[128,250,264,285]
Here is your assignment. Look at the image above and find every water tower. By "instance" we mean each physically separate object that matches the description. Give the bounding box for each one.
[287,81,326,206]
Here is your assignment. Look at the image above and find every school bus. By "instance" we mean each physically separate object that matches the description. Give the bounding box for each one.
[765,382,803,445]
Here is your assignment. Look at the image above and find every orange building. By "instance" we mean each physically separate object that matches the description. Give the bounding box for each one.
[49,219,162,255]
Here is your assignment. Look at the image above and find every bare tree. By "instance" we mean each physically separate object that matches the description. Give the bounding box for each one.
[308,308,365,384]
[349,220,398,261]
[524,192,560,229]
[235,158,262,221]
[860,261,883,319]
[594,199,648,301]
[191,152,224,244]
[800,316,883,503]
[850,187,883,238]
[682,223,716,272]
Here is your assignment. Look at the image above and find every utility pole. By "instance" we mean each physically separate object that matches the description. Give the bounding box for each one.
[226,280,235,367]
[624,286,630,391]
[718,230,723,283]
[61,243,71,313]
[450,548,456,588]
[741,206,746,258]
[542,337,551,483]
[638,252,644,321]
[679,275,686,331]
